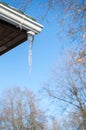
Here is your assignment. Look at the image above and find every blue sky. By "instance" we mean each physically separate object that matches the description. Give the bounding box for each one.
[0,0,80,120]
[0,1,85,128]
[0,0,71,94]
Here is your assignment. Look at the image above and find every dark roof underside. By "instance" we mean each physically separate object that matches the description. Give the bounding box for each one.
[0,19,27,55]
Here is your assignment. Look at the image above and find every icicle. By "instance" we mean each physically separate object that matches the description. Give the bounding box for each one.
[27,31,35,75]
[19,23,23,30]
[28,41,33,75]
[19,15,25,30]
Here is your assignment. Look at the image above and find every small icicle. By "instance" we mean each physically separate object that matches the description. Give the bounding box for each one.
[27,31,35,75]
[19,15,25,30]
[19,23,23,30]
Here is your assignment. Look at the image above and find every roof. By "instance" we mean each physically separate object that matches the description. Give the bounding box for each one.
[0,2,43,55]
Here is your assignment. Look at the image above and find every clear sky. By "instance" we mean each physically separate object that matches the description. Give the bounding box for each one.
[0,1,85,129]
[0,0,71,94]
[0,0,79,120]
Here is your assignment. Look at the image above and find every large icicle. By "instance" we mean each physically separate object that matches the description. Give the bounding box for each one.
[27,31,35,75]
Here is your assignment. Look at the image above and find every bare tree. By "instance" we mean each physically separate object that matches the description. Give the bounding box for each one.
[43,45,86,129]
[0,87,46,130]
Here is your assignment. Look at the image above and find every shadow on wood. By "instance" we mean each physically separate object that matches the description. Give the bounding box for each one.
[0,19,27,55]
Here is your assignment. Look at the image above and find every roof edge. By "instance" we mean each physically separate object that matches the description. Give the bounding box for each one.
[0,2,43,34]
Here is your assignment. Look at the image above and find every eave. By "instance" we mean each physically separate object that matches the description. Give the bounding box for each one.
[0,2,43,55]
